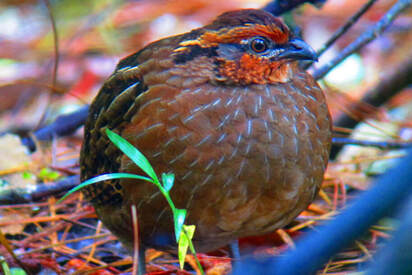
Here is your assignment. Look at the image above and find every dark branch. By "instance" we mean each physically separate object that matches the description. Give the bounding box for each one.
[0,175,79,204]
[263,0,326,16]
[21,105,89,151]
[304,0,378,69]
[313,0,412,80]
[330,53,412,159]
[334,53,412,130]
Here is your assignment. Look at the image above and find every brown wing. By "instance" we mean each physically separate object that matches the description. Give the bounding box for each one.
[79,32,188,206]
[80,60,147,206]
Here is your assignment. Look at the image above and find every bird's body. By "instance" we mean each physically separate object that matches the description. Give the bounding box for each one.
[80,9,332,253]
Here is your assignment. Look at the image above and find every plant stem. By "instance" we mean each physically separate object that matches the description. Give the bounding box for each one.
[183,228,205,275]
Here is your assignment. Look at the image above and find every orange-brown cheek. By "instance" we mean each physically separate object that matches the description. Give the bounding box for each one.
[217,54,292,85]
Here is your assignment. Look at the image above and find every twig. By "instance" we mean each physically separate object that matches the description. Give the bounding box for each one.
[36,0,60,130]
[0,175,79,204]
[21,105,89,152]
[330,52,412,159]
[332,137,412,150]
[131,205,140,275]
[313,0,412,80]
[263,0,326,16]
[43,0,59,89]
[334,53,412,131]
[304,0,378,69]
[0,229,34,275]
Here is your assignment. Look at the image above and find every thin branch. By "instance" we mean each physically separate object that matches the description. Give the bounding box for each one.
[313,0,412,80]
[131,205,140,275]
[304,0,378,69]
[21,105,89,152]
[330,52,412,159]
[334,53,412,130]
[0,229,34,275]
[35,0,60,131]
[0,176,79,204]
[43,0,59,89]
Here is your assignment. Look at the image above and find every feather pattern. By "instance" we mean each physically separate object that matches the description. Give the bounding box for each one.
[80,8,332,253]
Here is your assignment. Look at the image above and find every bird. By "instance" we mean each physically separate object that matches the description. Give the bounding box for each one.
[80,8,332,272]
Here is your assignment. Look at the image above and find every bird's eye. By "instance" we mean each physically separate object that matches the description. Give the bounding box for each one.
[250,38,268,53]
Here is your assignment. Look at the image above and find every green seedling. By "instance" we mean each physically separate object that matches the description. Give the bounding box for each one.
[59,128,203,274]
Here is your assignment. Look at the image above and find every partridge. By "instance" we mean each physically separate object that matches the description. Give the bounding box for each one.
[80,8,332,258]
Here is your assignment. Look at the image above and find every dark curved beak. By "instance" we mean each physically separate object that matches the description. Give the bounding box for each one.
[278,38,318,61]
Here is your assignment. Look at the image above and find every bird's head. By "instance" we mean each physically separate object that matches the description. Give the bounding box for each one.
[173,9,317,85]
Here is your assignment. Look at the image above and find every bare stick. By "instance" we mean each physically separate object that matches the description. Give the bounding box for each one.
[334,53,412,130]
[304,0,378,69]
[43,0,59,89]
[313,0,412,80]
[35,0,61,130]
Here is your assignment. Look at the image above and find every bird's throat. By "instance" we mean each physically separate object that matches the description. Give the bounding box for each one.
[216,54,293,85]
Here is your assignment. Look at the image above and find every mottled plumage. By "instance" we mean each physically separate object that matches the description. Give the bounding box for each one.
[80,9,332,253]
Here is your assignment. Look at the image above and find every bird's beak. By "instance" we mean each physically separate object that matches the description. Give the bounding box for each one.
[278,38,318,61]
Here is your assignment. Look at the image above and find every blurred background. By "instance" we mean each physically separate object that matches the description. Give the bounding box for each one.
[0,0,411,274]
[0,0,411,128]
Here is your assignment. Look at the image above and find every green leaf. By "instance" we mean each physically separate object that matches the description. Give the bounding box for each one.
[174,208,187,242]
[38,167,60,181]
[1,260,11,275]
[106,129,159,183]
[162,173,175,192]
[10,268,27,275]
[22,171,35,180]
[58,173,152,203]
[178,225,196,270]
